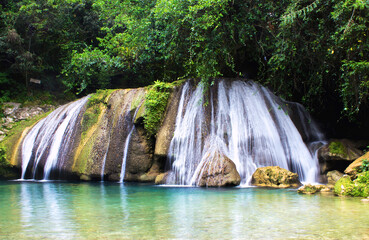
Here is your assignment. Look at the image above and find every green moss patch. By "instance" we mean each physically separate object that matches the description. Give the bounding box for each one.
[329,141,347,157]
[143,80,184,137]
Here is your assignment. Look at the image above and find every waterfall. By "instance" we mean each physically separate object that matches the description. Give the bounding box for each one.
[166,80,325,186]
[20,97,89,180]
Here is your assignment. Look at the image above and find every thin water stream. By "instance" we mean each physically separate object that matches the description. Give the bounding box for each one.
[0,181,368,239]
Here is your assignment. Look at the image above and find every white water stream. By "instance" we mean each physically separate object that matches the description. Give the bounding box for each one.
[20,97,89,180]
[166,80,325,186]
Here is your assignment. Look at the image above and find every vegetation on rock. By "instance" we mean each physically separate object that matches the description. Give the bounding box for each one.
[334,173,369,197]
[335,159,369,197]
[143,81,182,137]
[358,159,369,173]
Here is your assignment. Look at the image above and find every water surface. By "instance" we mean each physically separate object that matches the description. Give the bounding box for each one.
[0,181,368,239]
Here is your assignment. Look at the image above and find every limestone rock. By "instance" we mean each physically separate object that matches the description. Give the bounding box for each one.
[345,152,369,176]
[298,184,332,194]
[251,166,302,188]
[327,170,344,186]
[195,150,241,187]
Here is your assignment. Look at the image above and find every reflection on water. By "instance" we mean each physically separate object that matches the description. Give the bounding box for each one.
[1,181,369,239]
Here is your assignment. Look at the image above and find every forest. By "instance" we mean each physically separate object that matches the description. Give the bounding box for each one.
[0,0,368,137]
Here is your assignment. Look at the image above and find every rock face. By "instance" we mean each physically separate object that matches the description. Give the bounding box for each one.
[318,139,363,173]
[194,150,241,187]
[251,166,302,188]
[345,151,369,177]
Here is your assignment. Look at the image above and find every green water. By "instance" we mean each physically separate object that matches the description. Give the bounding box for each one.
[0,181,369,239]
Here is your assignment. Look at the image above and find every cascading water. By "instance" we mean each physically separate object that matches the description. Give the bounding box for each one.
[21,97,89,180]
[165,80,325,186]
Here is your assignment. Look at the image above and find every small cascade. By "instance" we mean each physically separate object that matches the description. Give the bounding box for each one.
[100,137,111,181]
[119,104,142,183]
[166,80,325,186]
[20,97,89,180]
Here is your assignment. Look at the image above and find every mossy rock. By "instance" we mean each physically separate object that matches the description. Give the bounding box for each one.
[0,146,20,179]
[251,166,302,188]
[319,139,363,162]
[143,80,185,137]
[298,184,332,194]
[334,172,369,197]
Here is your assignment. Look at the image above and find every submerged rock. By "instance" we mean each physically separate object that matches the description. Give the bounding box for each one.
[298,184,332,194]
[251,166,302,188]
[194,150,241,187]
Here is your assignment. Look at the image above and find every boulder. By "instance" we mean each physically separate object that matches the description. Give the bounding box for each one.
[327,170,344,186]
[195,150,241,187]
[298,184,332,194]
[345,151,369,177]
[318,139,363,173]
[251,166,302,188]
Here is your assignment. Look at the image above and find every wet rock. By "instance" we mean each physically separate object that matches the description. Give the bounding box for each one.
[195,150,241,187]
[319,139,362,161]
[125,127,153,177]
[155,172,170,184]
[327,170,344,186]
[251,166,302,188]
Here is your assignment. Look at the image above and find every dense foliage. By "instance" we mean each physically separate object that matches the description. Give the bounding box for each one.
[1,0,368,128]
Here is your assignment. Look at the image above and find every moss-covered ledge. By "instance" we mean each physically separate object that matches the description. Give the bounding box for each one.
[142,80,185,138]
